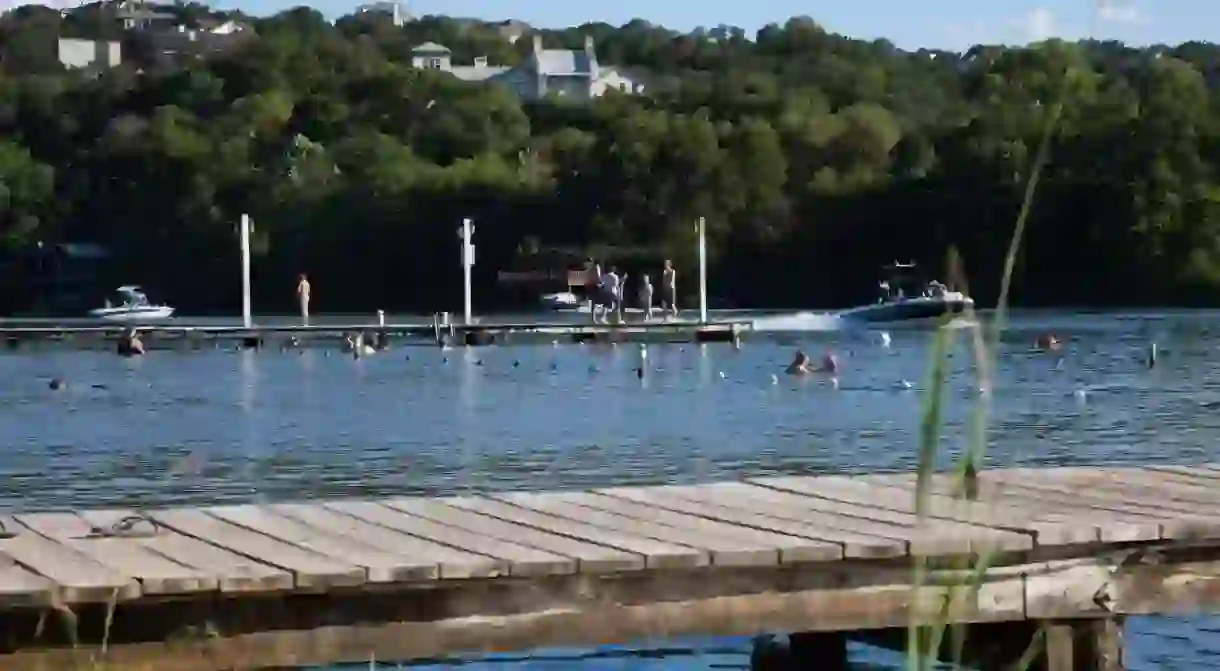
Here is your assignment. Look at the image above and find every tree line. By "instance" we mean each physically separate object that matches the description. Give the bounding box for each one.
[2,4,1220,314]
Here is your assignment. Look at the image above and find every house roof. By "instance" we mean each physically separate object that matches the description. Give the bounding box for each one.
[534,49,595,76]
[412,42,451,54]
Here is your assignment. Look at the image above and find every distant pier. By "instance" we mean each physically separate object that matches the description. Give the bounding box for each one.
[0,315,750,349]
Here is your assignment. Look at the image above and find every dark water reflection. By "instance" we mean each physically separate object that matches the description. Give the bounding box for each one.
[1,309,1218,669]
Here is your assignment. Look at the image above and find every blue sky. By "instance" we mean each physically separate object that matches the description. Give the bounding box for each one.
[4,0,1205,51]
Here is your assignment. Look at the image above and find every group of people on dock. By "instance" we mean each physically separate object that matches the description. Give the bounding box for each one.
[585,259,679,324]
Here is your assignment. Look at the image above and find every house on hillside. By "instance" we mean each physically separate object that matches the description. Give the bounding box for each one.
[58,38,122,70]
[410,35,645,100]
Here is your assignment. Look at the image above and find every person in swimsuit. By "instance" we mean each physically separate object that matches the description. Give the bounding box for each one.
[661,259,677,319]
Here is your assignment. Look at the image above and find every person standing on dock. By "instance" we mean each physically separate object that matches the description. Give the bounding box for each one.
[639,274,655,320]
[296,273,311,325]
[586,261,602,323]
[599,266,621,324]
[661,259,677,320]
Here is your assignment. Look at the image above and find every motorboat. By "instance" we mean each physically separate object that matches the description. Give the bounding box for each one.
[836,262,973,323]
[539,291,582,311]
[87,285,175,321]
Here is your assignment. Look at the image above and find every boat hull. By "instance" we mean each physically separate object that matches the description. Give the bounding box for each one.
[87,306,176,322]
[837,297,972,323]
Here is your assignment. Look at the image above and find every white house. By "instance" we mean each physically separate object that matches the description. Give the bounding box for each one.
[410,36,645,101]
[57,38,122,70]
[356,1,408,27]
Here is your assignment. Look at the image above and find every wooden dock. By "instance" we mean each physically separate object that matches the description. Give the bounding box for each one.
[0,318,748,349]
[6,465,1220,670]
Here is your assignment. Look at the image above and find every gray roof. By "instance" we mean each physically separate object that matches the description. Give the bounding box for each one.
[412,42,451,54]
[533,49,595,76]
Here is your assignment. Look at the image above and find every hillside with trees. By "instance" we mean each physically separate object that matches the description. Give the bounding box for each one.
[1,4,1219,313]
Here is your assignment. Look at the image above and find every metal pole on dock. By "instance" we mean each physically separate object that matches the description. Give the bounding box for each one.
[240,213,252,329]
[459,218,475,326]
[697,216,708,324]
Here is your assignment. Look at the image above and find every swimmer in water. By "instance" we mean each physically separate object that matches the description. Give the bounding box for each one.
[1035,334,1061,351]
[786,349,838,376]
[785,349,812,375]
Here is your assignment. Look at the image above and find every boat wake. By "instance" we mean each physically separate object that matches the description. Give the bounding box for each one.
[751,311,845,332]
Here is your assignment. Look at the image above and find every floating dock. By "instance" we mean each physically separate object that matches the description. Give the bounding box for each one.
[0,317,750,349]
[4,464,1217,669]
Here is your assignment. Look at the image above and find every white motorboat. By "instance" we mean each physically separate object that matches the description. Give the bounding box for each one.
[836,262,973,323]
[539,291,582,311]
[87,286,175,321]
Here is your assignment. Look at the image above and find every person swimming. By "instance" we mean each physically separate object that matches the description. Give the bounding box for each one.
[1034,334,1061,351]
[117,328,144,357]
[785,349,837,375]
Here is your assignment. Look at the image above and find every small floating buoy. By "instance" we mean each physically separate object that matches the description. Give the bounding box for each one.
[880,332,891,348]
[49,378,65,391]
[898,380,912,390]
[1147,342,1158,369]
[718,371,726,379]
[770,374,779,385]
[636,367,644,380]
[512,360,520,368]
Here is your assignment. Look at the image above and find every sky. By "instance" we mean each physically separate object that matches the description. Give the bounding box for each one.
[4,0,1212,51]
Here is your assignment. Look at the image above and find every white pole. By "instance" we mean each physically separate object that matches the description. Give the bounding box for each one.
[240,213,252,328]
[461,217,474,325]
[697,216,708,324]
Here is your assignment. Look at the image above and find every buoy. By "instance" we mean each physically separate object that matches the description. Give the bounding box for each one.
[49,378,65,391]
[880,332,891,348]
[1147,342,1158,368]
[770,374,779,385]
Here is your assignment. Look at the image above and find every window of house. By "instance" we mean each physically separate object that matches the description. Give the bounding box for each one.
[429,57,442,69]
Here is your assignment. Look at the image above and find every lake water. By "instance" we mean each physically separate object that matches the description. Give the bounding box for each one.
[2,309,1219,669]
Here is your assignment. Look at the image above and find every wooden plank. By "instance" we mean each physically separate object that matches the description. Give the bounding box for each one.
[601,485,893,558]
[571,490,830,565]
[0,530,140,603]
[77,509,292,593]
[13,512,217,595]
[322,500,566,577]
[1088,467,1220,505]
[492,491,765,565]
[441,496,705,569]
[147,508,365,589]
[640,481,1031,555]
[0,547,55,607]
[976,470,1220,540]
[205,504,439,583]
[271,502,502,579]
[863,472,1179,542]
[382,498,641,573]
[751,475,1098,546]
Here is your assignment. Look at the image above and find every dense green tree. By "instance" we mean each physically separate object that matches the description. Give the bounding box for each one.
[2,4,1220,313]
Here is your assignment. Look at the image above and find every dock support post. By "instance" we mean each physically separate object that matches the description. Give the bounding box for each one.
[240,213,252,329]
[696,215,708,324]
[460,217,474,326]
[1041,618,1125,671]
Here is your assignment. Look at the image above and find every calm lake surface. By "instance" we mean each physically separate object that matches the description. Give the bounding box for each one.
[2,309,1218,669]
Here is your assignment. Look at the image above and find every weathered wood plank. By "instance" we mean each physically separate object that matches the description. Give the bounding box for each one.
[76,509,292,593]
[13,512,217,595]
[752,475,1099,546]
[382,498,640,573]
[640,481,1031,555]
[147,508,365,590]
[601,485,891,558]
[205,504,436,583]
[864,472,1177,542]
[322,500,565,576]
[0,550,55,607]
[0,529,140,603]
[579,490,836,564]
[441,496,705,569]
[493,491,755,565]
[271,502,501,579]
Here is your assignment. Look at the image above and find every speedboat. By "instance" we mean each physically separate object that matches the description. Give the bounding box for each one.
[87,286,175,322]
[836,262,973,323]
[539,291,582,311]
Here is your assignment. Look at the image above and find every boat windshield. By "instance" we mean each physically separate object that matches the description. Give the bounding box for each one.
[878,263,947,301]
[114,287,149,306]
